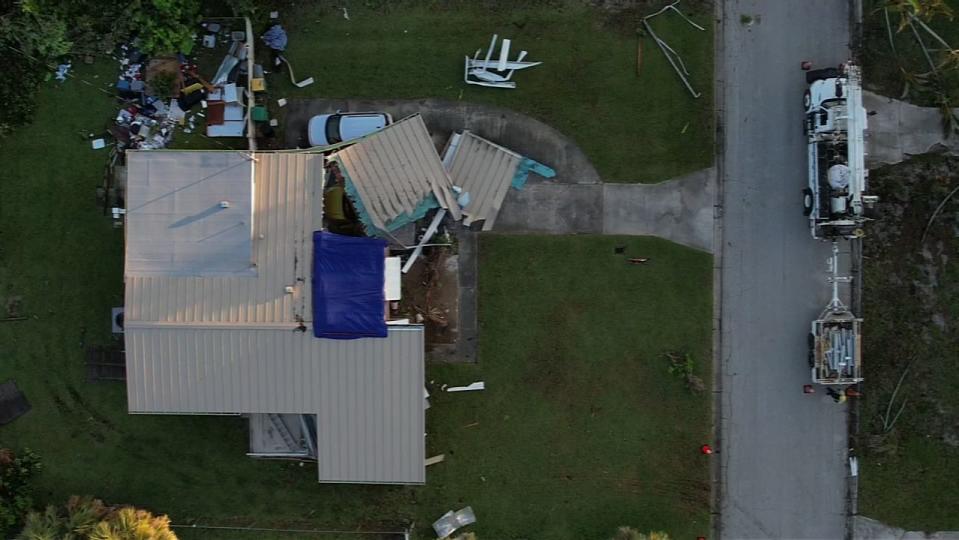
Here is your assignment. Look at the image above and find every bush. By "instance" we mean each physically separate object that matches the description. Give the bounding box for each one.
[0,448,42,538]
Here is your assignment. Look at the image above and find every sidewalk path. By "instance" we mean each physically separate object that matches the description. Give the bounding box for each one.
[864,91,959,168]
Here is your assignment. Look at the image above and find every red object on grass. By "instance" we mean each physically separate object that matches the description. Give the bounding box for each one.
[700,444,713,455]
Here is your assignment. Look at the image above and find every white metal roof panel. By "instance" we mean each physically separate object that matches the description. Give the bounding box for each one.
[125,325,426,484]
[124,151,322,324]
[125,151,255,275]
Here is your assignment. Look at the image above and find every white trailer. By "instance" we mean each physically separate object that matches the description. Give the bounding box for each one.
[802,62,878,240]
[809,242,863,386]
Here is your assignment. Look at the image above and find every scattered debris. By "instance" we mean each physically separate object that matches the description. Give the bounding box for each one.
[628,257,649,265]
[277,98,287,107]
[277,55,314,87]
[261,24,288,51]
[642,0,705,98]
[464,34,541,89]
[432,506,476,539]
[91,138,106,150]
[447,381,484,392]
[425,454,445,466]
[55,62,72,82]
[342,7,350,20]
[402,209,447,273]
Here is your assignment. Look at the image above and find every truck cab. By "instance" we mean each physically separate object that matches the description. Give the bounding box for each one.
[803,62,877,240]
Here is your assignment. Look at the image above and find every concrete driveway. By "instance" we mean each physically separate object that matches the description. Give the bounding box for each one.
[283,98,600,184]
[718,1,851,538]
[285,98,716,252]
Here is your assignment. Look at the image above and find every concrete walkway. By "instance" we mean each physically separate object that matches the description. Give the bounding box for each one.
[864,91,959,168]
[855,516,959,540]
[494,168,716,252]
[286,98,716,252]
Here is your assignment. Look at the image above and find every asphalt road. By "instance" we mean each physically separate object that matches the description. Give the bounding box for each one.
[719,2,853,538]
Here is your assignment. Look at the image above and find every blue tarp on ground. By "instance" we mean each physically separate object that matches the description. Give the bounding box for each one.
[312,231,388,339]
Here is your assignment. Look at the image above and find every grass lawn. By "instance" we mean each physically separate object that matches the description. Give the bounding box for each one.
[861,0,959,105]
[856,155,959,531]
[2,44,712,540]
[270,0,714,183]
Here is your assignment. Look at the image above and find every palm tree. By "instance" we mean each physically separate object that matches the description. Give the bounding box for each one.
[19,498,176,540]
[87,507,176,540]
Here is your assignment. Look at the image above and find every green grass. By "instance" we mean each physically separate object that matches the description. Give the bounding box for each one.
[856,155,959,531]
[271,0,714,182]
[861,0,959,105]
[1,61,712,540]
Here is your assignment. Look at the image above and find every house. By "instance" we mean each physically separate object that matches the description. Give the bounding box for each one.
[122,149,425,484]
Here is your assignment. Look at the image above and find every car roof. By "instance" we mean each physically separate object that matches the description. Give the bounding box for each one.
[339,114,389,142]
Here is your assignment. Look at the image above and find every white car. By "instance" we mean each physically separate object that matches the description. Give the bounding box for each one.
[308,112,392,146]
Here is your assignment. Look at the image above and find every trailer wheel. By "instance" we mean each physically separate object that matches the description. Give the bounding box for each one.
[802,188,814,216]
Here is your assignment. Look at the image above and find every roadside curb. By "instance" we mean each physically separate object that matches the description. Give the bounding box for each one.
[847,1,865,539]
[709,0,727,537]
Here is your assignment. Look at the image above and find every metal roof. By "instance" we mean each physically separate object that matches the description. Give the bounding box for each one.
[445,131,523,231]
[125,151,322,324]
[331,114,462,232]
[125,325,425,484]
[125,151,255,275]
[123,150,426,485]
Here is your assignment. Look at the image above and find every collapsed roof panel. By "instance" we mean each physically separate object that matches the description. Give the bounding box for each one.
[443,131,555,231]
[330,115,461,234]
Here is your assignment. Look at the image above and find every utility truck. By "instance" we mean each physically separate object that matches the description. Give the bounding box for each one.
[809,242,862,386]
[803,62,877,240]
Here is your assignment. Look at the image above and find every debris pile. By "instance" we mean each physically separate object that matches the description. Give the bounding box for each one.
[105,20,261,151]
[464,34,541,89]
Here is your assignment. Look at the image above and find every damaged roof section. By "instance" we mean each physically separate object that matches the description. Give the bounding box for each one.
[443,131,555,231]
[329,114,461,235]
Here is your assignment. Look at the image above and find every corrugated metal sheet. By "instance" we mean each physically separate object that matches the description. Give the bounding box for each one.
[446,131,523,231]
[125,151,255,275]
[123,150,427,484]
[124,151,321,324]
[332,115,461,231]
[125,326,425,484]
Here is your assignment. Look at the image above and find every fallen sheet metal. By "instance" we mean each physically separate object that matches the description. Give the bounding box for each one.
[433,506,476,539]
[447,381,484,392]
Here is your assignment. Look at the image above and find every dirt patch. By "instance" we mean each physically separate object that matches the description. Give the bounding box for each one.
[398,248,459,350]
[859,154,959,451]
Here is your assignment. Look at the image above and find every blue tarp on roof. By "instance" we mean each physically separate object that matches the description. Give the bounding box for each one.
[312,231,388,339]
